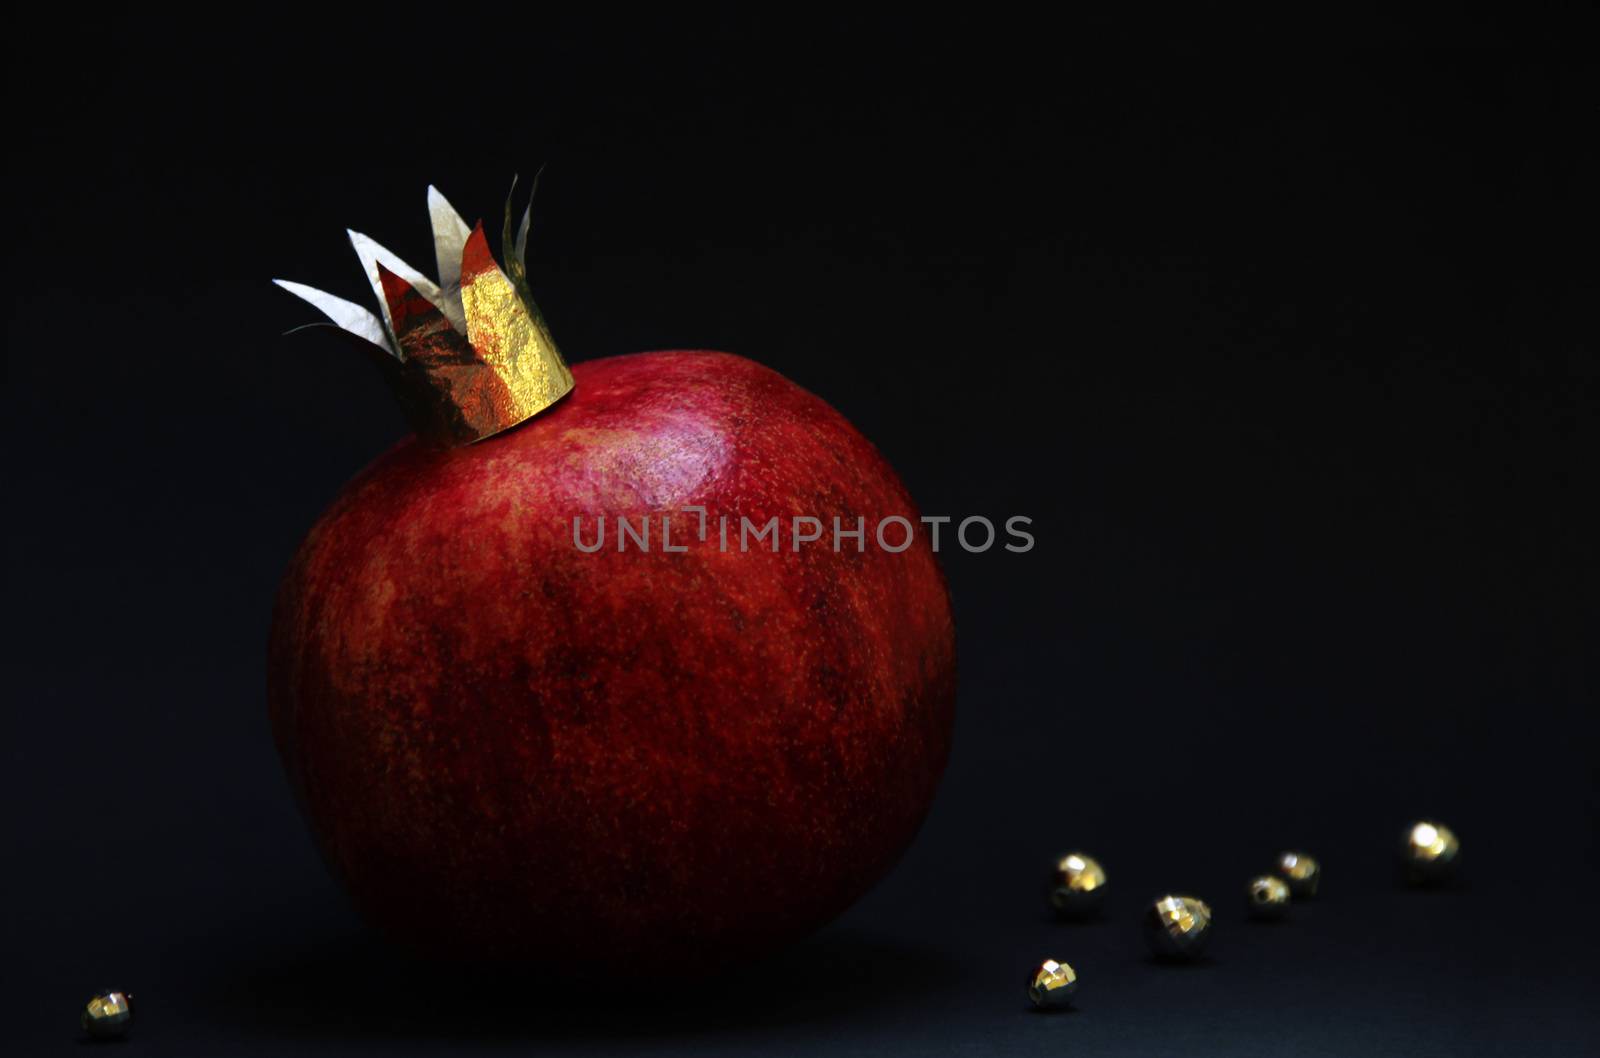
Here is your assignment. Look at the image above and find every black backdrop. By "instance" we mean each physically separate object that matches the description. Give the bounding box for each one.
[7,16,1597,1056]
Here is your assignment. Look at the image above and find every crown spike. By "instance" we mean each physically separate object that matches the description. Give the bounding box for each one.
[272,279,396,355]
[426,185,472,327]
[347,230,456,336]
[502,174,539,312]
[515,168,542,269]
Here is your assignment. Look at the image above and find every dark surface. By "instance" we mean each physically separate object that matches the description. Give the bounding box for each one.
[6,17,1597,1056]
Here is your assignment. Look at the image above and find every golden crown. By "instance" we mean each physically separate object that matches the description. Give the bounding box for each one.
[274,179,575,446]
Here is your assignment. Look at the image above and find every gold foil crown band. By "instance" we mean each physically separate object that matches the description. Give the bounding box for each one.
[274,180,575,446]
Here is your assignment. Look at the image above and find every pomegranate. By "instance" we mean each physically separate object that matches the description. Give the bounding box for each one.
[270,188,955,969]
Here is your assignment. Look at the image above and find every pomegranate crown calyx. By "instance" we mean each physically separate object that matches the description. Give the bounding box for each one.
[274,177,574,446]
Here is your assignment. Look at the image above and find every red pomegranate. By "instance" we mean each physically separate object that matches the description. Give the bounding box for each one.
[270,187,955,969]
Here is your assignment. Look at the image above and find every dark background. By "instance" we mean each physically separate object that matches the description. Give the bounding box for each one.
[7,15,1597,1055]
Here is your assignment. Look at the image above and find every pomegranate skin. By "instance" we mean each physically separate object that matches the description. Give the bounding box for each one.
[268,350,955,969]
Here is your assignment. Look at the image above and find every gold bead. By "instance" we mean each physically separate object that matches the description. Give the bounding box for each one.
[1246,875,1291,919]
[1401,820,1460,883]
[1048,851,1108,917]
[1274,851,1320,898]
[82,991,133,1039]
[1145,894,1213,959]
[1027,958,1078,1009]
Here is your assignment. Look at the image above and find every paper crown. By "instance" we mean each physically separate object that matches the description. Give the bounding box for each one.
[274,179,575,446]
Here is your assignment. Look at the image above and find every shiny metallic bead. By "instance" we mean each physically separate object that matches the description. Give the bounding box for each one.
[1144,894,1213,959]
[1048,851,1108,917]
[1027,958,1078,1009]
[1274,851,1320,897]
[82,991,133,1039]
[1401,820,1461,883]
[1246,875,1291,919]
